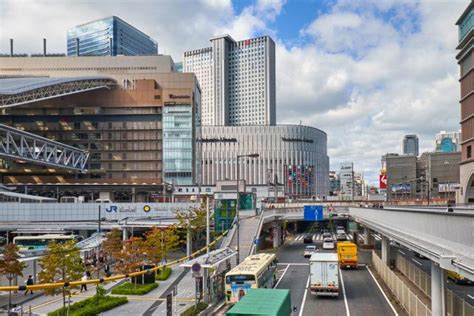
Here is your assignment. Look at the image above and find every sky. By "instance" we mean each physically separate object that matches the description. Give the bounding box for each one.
[0,0,468,184]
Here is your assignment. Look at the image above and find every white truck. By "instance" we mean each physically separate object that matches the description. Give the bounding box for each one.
[309,253,339,297]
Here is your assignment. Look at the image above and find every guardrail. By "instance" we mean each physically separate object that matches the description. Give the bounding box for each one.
[396,254,474,316]
[372,250,431,315]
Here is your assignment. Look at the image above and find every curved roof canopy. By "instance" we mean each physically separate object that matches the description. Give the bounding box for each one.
[0,76,116,108]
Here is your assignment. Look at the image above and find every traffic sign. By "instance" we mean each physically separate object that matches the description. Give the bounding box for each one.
[304,205,323,221]
[191,262,202,278]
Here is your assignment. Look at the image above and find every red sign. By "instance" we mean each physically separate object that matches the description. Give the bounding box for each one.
[379,175,387,189]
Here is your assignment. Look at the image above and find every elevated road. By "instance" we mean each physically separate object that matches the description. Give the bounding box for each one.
[350,207,474,281]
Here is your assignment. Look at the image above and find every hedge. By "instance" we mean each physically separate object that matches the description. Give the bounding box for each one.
[181,302,208,316]
[156,267,172,281]
[111,281,159,295]
[48,294,128,316]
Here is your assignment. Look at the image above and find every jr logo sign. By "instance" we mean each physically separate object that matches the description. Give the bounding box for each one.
[105,206,118,213]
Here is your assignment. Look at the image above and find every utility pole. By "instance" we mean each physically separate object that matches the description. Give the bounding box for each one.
[206,196,210,255]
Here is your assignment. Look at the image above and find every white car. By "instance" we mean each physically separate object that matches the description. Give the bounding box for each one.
[336,226,345,235]
[304,245,319,257]
[322,238,335,250]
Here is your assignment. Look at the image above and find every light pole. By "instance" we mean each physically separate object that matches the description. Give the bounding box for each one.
[236,153,259,264]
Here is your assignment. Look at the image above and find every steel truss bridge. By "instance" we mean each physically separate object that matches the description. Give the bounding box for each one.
[0,123,89,171]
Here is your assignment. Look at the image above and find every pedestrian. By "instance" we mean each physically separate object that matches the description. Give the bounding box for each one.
[24,275,34,295]
[80,273,88,292]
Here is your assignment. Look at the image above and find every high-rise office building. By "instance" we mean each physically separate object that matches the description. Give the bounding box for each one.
[435,131,461,153]
[339,162,354,199]
[67,16,158,56]
[456,3,474,204]
[403,134,419,156]
[184,35,276,126]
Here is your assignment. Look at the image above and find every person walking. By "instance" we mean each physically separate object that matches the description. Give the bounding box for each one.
[80,273,88,292]
[24,275,34,295]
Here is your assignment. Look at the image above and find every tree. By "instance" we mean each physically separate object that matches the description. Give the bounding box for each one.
[0,243,26,311]
[176,206,207,256]
[143,225,181,265]
[38,240,84,312]
[113,237,145,276]
[103,228,123,265]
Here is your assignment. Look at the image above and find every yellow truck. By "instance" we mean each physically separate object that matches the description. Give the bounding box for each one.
[337,241,358,269]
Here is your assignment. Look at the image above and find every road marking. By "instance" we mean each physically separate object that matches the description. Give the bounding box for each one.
[275,265,289,288]
[339,268,351,316]
[412,259,423,266]
[398,250,406,256]
[366,266,398,316]
[297,275,310,316]
[468,294,474,300]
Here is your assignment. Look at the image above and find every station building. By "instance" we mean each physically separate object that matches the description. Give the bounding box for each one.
[0,55,201,202]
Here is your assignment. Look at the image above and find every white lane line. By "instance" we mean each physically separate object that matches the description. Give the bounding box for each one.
[275,265,289,288]
[366,266,398,316]
[339,268,351,316]
[412,259,423,266]
[298,275,310,316]
[468,294,474,300]
[277,263,309,266]
[313,234,317,241]
[398,250,406,256]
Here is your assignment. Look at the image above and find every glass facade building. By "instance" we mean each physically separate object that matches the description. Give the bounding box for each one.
[67,16,158,56]
[163,105,194,185]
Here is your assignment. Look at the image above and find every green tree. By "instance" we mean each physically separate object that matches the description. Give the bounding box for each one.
[0,243,26,311]
[38,240,84,312]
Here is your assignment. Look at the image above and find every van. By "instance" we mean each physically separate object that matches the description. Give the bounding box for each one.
[337,242,358,269]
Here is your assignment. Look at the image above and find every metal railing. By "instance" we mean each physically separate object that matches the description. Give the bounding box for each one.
[396,254,474,316]
[372,250,431,316]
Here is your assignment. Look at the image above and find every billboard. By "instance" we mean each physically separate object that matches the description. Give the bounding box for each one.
[379,174,387,189]
[391,183,411,194]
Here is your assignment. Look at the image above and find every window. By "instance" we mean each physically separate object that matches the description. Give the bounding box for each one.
[468,145,472,159]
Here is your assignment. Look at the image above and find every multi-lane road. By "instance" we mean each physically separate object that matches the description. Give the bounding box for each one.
[275,234,398,316]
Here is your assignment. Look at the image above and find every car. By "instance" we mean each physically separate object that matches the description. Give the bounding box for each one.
[336,226,345,235]
[322,232,332,240]
[303,234,313,243]
[336,233,347,241]
[322,238,335,250]
[304,245,319,257]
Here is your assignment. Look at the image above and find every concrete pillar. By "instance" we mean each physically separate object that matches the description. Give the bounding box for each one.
[186,229,192,257]
[294,222,298,234]
[381,236,390,264]
[122,228,129,241]
[363,227,370,245]
[431,262,446,316]
[273,222,281,248]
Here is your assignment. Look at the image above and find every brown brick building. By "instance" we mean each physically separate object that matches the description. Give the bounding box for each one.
[456,2,474,204]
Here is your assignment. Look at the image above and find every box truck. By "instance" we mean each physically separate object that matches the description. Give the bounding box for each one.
[337,241,358,269]
[309,253,339,297]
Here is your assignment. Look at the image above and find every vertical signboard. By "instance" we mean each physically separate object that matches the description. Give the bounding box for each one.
[379,174,387,189]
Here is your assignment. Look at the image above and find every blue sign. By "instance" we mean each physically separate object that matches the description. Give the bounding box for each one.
[304,205,323,221]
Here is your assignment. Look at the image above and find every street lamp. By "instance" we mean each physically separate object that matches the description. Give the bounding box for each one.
[236,153,259,264]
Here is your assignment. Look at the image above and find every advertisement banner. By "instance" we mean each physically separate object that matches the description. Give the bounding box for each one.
[379,174,387,189]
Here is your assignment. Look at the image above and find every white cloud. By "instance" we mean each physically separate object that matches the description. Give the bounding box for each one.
[0,0,467,185]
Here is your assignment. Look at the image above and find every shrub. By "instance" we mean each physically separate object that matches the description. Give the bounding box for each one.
[111,281,159,295]
[48,294,128,316]
[181,302,208,316]
[156,267,172,281]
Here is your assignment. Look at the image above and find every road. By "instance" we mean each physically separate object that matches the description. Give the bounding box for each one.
[395,246,474,306]
[276,234,396,316]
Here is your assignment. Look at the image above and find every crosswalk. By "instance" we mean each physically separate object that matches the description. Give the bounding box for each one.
[293,233,353,242]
